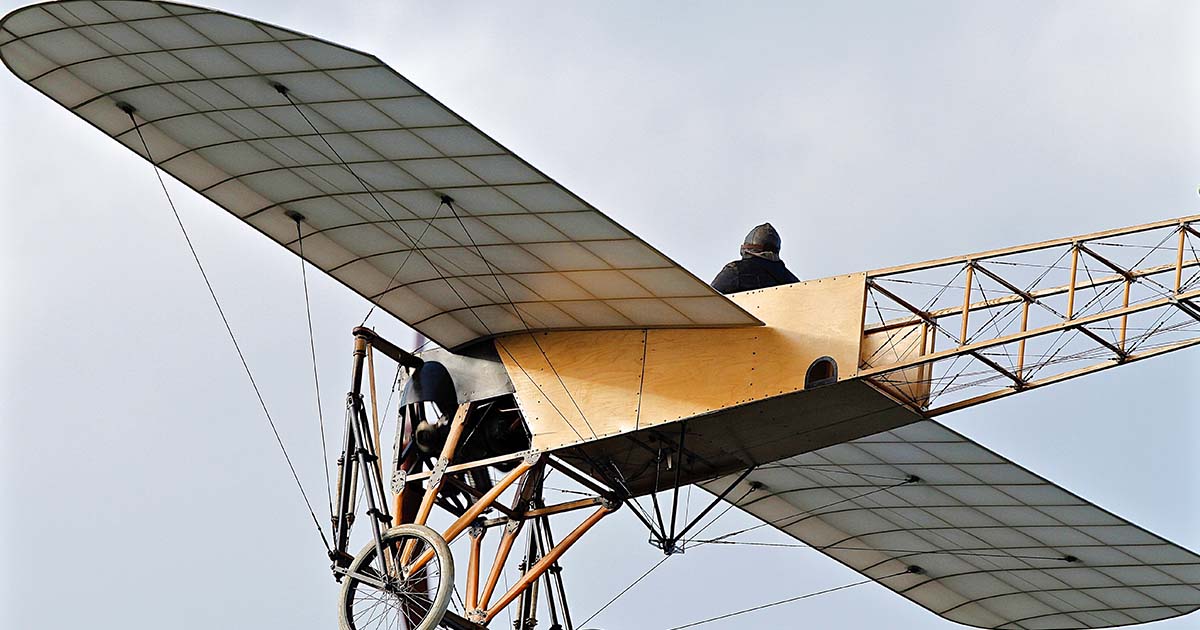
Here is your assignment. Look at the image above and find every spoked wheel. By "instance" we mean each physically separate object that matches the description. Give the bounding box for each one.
[339,524,455,630]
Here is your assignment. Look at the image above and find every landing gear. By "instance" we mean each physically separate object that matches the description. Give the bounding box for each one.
[329,328,619,629]
[339,524,454,630]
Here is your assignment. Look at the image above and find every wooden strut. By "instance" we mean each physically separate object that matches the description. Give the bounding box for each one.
[858,287,1200,378]
[483,504,613,624]
[414,403,471,526]
[398,454,613,625]
[1120,279,1131,351]
[476,457,548,613]
[360,341,617,625]
[925,335,1200,417]
[345,328,610,626]
[478,524,519,611]
[866,236,1198,399]
[400,402,473,566]
[1176,225,1187,294]
[917,322,930,404]
[407,458,536,575]
[1066,244,1080,320]
[467,526,484,611]
[866,257,1200,335]
[960,263,974,345]
[393,438,613,623]
[868,213,1199,277]
[1016,300,1030,379]
[366,341,383,483]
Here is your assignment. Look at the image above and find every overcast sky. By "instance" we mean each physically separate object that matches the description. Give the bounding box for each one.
[2,1,1198,629]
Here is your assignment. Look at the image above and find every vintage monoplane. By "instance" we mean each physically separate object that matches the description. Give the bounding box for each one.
[4,2,1199,629]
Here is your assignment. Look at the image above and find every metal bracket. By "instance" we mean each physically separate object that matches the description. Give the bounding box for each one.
[390,468,408,495]
[429,456,449,488]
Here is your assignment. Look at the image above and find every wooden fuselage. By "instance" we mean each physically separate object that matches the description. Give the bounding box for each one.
[493,274,928,495]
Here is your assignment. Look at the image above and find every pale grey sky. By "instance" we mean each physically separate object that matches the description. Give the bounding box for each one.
[2,2,1198,629]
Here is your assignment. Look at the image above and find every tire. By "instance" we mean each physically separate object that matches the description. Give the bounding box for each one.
[339,524,455,630]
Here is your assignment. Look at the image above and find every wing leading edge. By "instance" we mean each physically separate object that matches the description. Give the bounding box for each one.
[701,420,1200,629]
[0,0,760,350]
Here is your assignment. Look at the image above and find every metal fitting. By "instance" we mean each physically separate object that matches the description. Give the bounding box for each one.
[390,469,408,495]
[429,457,449,488]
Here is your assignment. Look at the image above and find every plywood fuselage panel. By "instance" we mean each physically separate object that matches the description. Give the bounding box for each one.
[495,273,924,468]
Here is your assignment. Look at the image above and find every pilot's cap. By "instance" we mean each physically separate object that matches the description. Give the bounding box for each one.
[741,222,781,254]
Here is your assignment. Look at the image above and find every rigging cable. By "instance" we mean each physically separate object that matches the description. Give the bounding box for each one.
[578,555,670,627]
[123,107,331,553]
[277,88,615,480]
[292,218,335,519]
[664,574,900,630]
[275,88,482,329]
[280,89,609,473]
[443,197,600,439]
[578,486,757,626]
[356,199,446,327]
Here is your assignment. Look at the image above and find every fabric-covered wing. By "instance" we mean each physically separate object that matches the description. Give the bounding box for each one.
[701,420,1200,629]
[0,1,760,349]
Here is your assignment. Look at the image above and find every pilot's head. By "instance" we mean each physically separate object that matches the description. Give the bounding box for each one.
[740,222,781,257]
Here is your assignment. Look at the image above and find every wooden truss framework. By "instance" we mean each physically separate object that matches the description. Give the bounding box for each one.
[860,215,1200,416]
[330,328,620,630]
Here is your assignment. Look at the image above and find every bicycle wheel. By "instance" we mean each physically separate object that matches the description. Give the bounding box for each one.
[339,524,454,630]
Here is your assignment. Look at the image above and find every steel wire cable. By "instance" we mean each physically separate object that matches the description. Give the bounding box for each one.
[579,555,671,627]
[578,486,758,627]
[278,91,510,330]
[280,90,607,456]
[663,574,901,629]
[294,221,335,519]
[125,110,331,552]
[279,92,626,512]
[358,199,447,327]
[442,198,599,439]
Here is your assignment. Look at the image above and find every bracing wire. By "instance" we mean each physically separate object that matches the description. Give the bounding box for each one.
[275,88,613,474]
[281,88,606,456]
[578,486,755,626]
[357,199,446,327]
[663,575,896,630]
[276,89,502,330]
[581,502,919,629]
[579,555,670,627]
[282,85,607,455]
[442,197,599,439]
[294,220,335,519]
[684,487,756,544]
[125,109,331,553]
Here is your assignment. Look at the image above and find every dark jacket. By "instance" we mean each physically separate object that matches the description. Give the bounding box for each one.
[710,254,800,294]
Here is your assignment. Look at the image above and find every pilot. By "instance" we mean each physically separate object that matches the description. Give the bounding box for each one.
[710,222,800,294]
